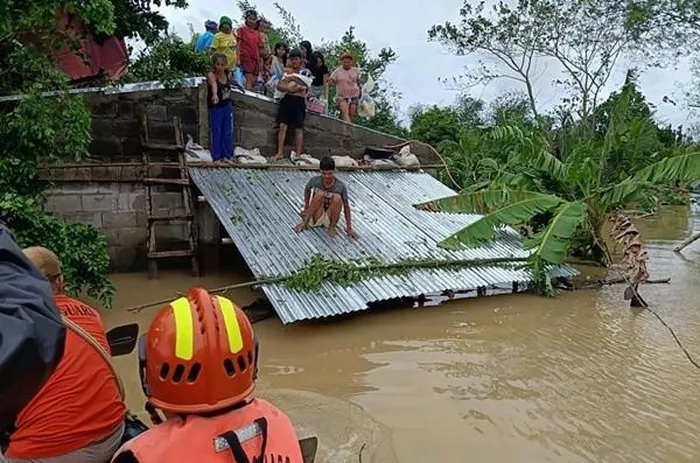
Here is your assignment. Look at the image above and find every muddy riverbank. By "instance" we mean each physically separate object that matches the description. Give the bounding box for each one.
[102,206,700,462]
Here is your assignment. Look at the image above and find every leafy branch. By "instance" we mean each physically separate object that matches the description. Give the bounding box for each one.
[279,254,531,293]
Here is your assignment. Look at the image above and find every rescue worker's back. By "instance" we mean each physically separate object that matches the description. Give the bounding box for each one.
[3,247,125,462]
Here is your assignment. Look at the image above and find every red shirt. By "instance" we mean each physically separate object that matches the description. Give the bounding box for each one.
[6,294,126,458]
[237,26,261,60]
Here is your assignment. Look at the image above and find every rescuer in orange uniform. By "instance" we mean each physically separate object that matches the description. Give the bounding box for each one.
[2,247,126,462]
[111,287,304,462]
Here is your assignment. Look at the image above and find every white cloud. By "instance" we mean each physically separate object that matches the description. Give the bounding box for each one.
[159,0,696,128]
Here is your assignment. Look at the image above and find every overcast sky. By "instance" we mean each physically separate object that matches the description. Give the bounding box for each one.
[158,0,696,129]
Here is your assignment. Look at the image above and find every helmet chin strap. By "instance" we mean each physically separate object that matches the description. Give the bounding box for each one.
[145,400,164,425]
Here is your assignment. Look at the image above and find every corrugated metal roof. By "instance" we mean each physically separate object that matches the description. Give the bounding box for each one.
[189,167,578,323]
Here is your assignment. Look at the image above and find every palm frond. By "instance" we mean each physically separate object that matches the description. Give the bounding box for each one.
[460,180,491,193]
[490,124,566,183]
[437,193,565,250]
[524,201,588,264]
[598,152,700,210]
[479,157,499,170]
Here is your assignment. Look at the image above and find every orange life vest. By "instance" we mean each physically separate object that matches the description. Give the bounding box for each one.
[111,398,303,463]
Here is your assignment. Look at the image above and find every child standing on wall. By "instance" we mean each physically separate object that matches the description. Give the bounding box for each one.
[209,16,238,73]
[207,54,234,163]
[237,9,261,91]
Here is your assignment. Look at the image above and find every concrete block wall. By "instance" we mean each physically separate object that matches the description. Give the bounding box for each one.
[38,82,434,271]
[78,83,435,163]
[82,86,200,160]
[227,91,423,159]
[43,179,203,271]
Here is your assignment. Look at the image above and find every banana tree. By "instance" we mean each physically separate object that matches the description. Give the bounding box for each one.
[418,151,700,296]
[417,77,700,296]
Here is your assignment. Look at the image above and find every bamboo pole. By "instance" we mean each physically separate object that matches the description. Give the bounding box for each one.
[126,257,527,314]
[124,253,670,314]
[184,161,445,171]
[126,273,671,314]
[674,231,700,253]
[126,276,286,313]
[41,162,144,168]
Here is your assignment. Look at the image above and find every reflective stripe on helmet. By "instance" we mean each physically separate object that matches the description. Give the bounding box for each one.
[215,296,244,354]
[171,297,194,360]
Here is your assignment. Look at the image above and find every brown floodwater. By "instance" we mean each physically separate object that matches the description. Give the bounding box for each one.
[101,205,700,462]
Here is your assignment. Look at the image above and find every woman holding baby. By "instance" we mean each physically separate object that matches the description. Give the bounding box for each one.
[272,48,312,161]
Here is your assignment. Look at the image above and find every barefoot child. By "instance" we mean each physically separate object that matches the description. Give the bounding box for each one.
[207,54,234,163]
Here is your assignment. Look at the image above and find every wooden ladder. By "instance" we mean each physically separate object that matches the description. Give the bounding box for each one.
[140,113,200,279]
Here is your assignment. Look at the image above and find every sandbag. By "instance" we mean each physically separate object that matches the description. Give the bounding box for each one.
[0,225,65,433]
[331,155,359,168]
[184,134,213,163]
[394,145,420,168]
[290,151,320,167]
[369,158,399,168]
[233,147,268,164]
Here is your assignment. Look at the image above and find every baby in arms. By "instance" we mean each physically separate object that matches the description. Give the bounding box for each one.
[278,68,313,95]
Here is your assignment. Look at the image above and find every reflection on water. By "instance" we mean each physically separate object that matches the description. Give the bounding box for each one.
[105,205,700,462]
[635,206,691,243]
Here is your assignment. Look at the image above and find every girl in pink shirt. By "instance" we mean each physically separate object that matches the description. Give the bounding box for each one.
[329,50,362,123]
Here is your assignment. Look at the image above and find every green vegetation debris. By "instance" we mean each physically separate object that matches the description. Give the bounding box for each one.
[281,254,528,293]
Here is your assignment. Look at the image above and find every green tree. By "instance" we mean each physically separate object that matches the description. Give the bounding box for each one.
[122,33,210,87]
[619,0,700,59]
[484,91,536,128]
[110,0,188,46]
[0,88,115,306]
[409,105,462,146]
[0,0,139,306]
[417,79,700,295]
[428,0,656,123]
[452,95,485,127]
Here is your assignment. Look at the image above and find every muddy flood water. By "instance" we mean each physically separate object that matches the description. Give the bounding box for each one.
[100,206,700,462]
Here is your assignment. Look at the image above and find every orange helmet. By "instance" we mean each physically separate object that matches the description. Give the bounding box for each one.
[138,287,259,414]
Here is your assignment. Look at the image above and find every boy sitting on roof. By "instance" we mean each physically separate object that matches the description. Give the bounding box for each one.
[294,156,359,239]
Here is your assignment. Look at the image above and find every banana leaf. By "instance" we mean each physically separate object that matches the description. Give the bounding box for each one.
[523,201,588,264]
[437,192,565,249]
[417,189,549,214]
[599,151,700,209]
[632,151,700,183]
[527,148,568,183]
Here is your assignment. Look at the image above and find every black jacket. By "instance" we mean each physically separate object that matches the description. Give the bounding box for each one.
[0,225,65,434]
